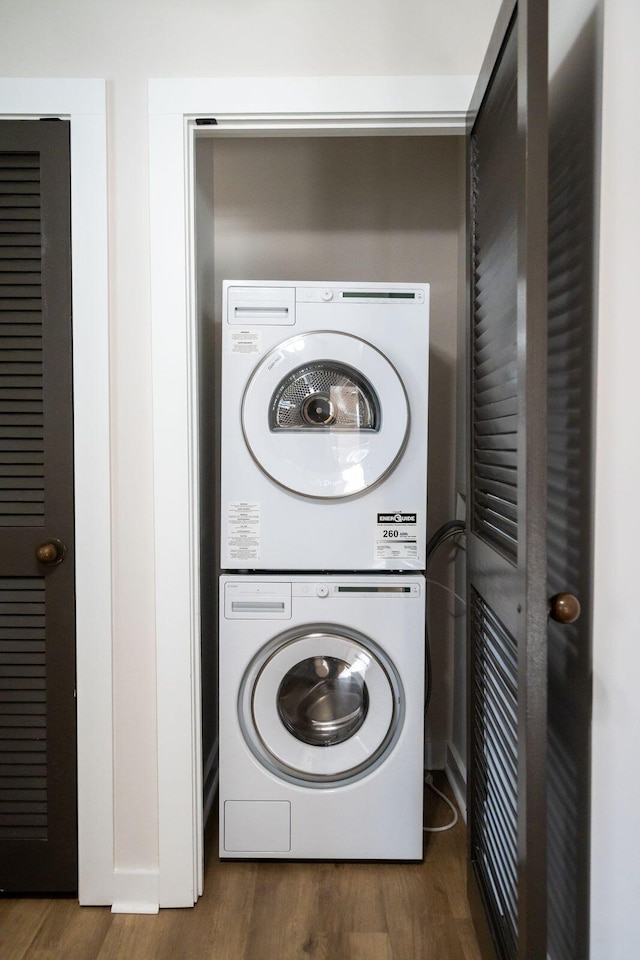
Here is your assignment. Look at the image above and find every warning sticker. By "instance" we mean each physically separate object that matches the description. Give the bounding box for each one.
[375,512,419,560]
[230,330,261,355]
[227,502,261,562]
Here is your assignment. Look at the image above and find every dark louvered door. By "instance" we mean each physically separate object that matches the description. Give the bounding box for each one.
[0,121,76,892]
[466,1,548,958]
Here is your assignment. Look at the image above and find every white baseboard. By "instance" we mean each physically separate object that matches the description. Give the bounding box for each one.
[111,868,159,914]
[445,741,467,823]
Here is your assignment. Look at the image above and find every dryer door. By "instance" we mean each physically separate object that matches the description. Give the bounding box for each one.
[239,627,404,787]
[241,332,409,498]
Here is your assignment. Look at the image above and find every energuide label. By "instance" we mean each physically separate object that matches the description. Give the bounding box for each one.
[375,512,418,560]
[227,502,261,561]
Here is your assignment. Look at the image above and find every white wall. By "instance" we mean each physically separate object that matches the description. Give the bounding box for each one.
[0,0,500,877]
[591,0,640,956]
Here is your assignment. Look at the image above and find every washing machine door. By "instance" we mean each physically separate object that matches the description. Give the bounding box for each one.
[239,626,404,787]
[241,332,409,498]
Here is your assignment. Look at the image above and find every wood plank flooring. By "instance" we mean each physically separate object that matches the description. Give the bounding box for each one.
[0,775,482,960]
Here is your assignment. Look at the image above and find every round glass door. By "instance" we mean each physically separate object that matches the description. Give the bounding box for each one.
[270,361,379,432]
[241,332,409,499]
[277,655,370,747]
[239,627,404,787]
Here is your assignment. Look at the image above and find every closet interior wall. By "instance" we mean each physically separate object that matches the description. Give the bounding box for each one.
[194,133,467,813]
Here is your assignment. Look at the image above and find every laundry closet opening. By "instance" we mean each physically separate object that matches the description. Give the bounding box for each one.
[192,131,469,835]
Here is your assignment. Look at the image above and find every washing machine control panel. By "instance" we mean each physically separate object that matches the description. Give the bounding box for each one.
[224,579,421,618]
[292,581,422,598]
[224,581,292,619]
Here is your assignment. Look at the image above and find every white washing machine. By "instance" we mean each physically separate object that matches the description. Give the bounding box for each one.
[219,574,425,860]
[220,280,429,571]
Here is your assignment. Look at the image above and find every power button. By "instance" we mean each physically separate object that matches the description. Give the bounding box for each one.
[321,289,333,302]
[315,584,329,598]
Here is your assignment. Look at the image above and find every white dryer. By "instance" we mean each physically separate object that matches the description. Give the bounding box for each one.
[219,574,425,860]
[219,280,429,571]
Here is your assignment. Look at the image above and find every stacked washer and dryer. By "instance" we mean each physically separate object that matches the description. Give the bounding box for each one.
[218,279,429,860]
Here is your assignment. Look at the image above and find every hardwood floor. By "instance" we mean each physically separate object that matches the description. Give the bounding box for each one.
[1,776,482,960]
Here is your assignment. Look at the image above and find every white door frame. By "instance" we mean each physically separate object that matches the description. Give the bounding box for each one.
[0,80,112,904]
[148,74,474,907]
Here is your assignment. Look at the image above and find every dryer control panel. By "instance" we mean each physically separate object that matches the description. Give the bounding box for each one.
[227,285,296,325]
[296,285,426,305]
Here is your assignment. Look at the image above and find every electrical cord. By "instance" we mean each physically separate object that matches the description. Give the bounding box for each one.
[423,772,460,833]
[425,577,467,607]
[424,519,466,715]
[426,519,466,565]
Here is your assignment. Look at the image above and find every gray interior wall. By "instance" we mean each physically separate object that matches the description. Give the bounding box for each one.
[196,134,464,764]
[451,135,469,784]
[195,139,219,822]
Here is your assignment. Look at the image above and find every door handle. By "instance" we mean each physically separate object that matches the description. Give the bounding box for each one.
[548,592,581,624]
[35,539,66,565]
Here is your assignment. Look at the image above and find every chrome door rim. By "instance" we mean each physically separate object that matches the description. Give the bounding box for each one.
[237,623,405,788]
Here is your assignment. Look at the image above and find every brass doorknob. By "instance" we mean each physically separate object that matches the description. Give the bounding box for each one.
[35,539,66,565]
[548,592,581,624]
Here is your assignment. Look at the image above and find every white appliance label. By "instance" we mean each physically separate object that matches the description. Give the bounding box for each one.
[228,502,261,561]
[230,330,261,355]
[375,512,419,560]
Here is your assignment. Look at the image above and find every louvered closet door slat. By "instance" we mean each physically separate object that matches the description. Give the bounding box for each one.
[0,120,76,893]
[0,144,44,529]
[471,589,520,958]
[470,17,519,566]
[0,577,47,840]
